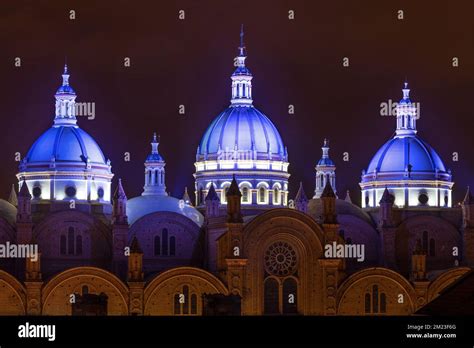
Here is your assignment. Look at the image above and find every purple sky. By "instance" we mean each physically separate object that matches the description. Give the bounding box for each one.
[1,0,473,205]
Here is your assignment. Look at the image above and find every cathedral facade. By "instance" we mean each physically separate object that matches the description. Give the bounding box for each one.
[0,32,473,316]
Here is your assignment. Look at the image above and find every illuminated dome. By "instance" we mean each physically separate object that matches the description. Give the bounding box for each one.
[127,195,204,226]
[198,107,286,161]
[127,133,204,226]
[194,28,289,209]
[17,65,113,203]
[360,83,453,208]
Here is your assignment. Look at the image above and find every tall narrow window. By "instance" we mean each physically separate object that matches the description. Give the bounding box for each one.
[264,278,279,315]
[154,236,161,256]
[68,227,75,255]
[162,228,169,255]
[170,236,176,256]
[60,235,66,255]
[190,294,197,314]
[76,235,82,255]
[242,187,249,203]
[182,285,189,315]
[282,278,298,314]
[372,285,379,313]
[174,294,181,315]
[259,187,265,203]
[82,285,89,295]
[320,174,324,188]
[274,188,280,204]
[364,293,371,313]
[429,238,435,257]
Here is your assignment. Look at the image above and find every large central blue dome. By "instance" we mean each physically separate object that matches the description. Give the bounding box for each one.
[197,106,285,160]
[366,135,447,174]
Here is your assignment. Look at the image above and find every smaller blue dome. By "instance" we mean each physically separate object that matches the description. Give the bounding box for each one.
[127,195,204,227]
[146,153,164,162]
[232,66,251,76]
[318,158,335,166]
[56,85,76,95]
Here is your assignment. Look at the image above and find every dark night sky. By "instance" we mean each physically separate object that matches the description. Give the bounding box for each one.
[1,0,473,205]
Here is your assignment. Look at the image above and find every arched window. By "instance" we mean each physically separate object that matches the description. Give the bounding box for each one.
[222,187,229,203]
[76,235,82,255]
[274,187,280,204]
[182,285,189,315]
[320,174,324,188]
[68,227,75,255]
[429,238,435,257]
[60,235,66,255]
[259,187,266,203]
[154,236,161,256]
[82,285,89,295]
[364,293,371,313]
[372,285,379,313]
[170,236,176,256]
[191,294,197,314]
[242,187,249,203]
[282,278,298,314]
[162,228,169,255]
[264,278,279,315]
[422,231,428,253]
[174,294,181,315]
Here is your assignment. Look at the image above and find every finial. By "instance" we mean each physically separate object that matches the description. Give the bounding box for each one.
[238,24,245,56]
[323,138,328,147]
[153,132,157,143]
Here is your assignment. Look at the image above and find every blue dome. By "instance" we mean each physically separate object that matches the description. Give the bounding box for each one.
[26,126,107,165]
[127,195,204,227]
[198,106,285,159]
[366,135,447,174]
[318,158,335,166]
[56,85,76,95]
[146,153,164,162]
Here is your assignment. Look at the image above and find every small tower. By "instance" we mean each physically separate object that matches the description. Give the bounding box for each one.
[143,133,167,196]
[54,64,78,126]
[17,181,32,224]
[8,184,18,206]
[112,179,128,225]
[379,188,395,227]
[205,183,220,218]
[182,187,191,205]
[230,24,253,106]
[395,82,418,137]
[294,182,308,214]
[128,237,144,282]
[462,187,474,266]
[112,179,129,278]
[321,181,337,225]
[314,139,336,198]
[344,190,352,204]
[226,175,243,223]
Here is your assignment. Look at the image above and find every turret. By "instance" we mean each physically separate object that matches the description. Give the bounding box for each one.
[321,181,337,224]
[112,179,129,278]
[294,182,308,213]
[379,188,395,227]
[205,183,220,218]
[17,181,32,224]
[143,133,167,196]
[226,175,243,223]
[314,139,336,198]
[112,179,128,225]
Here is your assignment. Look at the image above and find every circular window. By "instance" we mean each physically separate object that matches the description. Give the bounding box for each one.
[65,186,77,198]
[418,193,429,205]
[32,186,41,198]
[264,241,298,276]
[97,187,104,199]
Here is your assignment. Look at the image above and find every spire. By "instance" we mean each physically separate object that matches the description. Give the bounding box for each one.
[205,183,219,201]
[130,236,143,254]
[230,26,253,107]
[54,64,77,126]
[380,187,395,204]
[321,181,337,224]
[395,81,418,136]
[227,175,242,197]
[321,139,329,159]
[182,187,191,205]
[8,184,18,206]
[143,133,167,196]
[463,186,474,205]
[19,181,31,198]
[321,180,336,198]
[113,179,128,224]
[226,175,243,223]
[17,181,32,223]
[344,190,352,203]
[294,182,308,213]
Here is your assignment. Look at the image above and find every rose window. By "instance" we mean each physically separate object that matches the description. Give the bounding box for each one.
[264,241,298,276]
